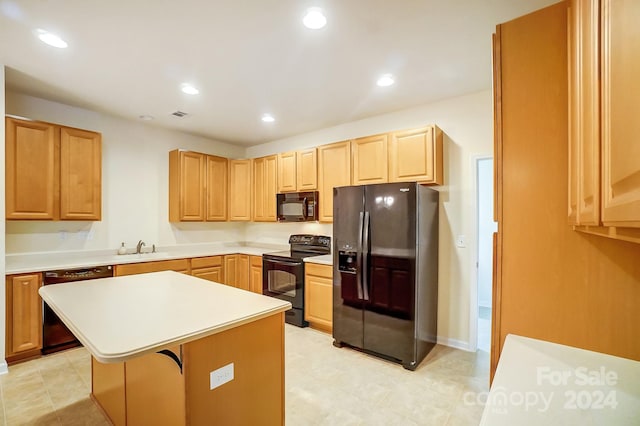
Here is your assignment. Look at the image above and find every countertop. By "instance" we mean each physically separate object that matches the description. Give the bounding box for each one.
[303,254,333,265]
[480,334,640,425]
[5,242,287,275]
[39,271,291,363]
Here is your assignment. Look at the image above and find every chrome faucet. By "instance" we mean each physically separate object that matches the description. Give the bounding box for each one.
[136,240,145,254]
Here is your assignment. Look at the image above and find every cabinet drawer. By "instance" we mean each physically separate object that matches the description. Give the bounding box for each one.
[115,259,190,276]
[305,263,332,278]
[250,255,262,267]
[191,256,223,269]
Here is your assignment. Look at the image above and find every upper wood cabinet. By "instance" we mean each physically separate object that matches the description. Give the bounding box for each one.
[318,141,351,222]
[6,117,102,221]
[252,155,277,221]
[600,0,640,227]
[228,159,252,221]
[169,150,227,222]
[6,273,43,361]
[389,125,443,185]
[568,0,600,226]
[568,0,640,240]
[352,134,388,185]
[278,148,318,192]
[297,148,318,191]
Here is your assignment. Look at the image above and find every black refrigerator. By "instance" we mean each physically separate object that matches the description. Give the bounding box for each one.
[332,182,439,370]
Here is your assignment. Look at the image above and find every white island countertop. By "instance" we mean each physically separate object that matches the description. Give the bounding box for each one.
[39,271,291,363]
[480,334,640,425]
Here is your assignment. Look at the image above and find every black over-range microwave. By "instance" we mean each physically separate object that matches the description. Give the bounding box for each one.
[277,191,319,222]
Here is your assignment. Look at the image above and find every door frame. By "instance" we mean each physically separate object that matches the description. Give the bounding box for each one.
[469,155,494,352]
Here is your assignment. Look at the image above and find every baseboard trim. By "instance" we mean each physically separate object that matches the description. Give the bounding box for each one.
[0,360,8,375]
[437,336,473,352]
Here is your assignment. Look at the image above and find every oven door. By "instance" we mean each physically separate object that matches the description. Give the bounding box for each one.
[262,257,304,308]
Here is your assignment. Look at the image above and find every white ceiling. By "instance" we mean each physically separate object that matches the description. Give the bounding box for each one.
[0,0,557,146]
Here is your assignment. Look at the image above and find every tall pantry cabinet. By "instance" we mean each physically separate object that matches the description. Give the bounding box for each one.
[5,117,102,220]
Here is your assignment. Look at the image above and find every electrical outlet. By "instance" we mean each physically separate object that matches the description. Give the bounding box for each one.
[210,363,234,390]
[455,235,466,248]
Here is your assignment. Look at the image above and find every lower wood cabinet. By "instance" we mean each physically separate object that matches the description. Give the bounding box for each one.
[5,273,43,362]
[114,259,190,276]
[191,256,224,283]
[304,263,333,332]
[223,254,250,291]
[249,256,263,294]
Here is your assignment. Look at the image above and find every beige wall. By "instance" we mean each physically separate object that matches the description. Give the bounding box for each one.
[248,90,494,349]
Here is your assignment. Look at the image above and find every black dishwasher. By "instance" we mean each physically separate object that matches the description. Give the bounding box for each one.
[42,265,114,354]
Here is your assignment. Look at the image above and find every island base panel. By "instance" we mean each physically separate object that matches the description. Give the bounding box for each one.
[184,312,285,426]
[92,358,126,426]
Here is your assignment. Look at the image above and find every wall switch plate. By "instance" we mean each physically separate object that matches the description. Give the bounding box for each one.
[210,363,234,390]
[456,235,466,248]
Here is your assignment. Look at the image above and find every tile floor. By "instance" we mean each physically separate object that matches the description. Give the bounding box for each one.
[0,325,489,425]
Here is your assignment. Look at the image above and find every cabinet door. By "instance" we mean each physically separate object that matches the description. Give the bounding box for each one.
[252,156,277,222]
[223,255,238,287]
[6,274,43,355]
[317,141,352,222]
[601,0,640,227]
[60,127,102,220]
[352,134,388,185]
[304,264,333,331]
[389,126,443,185]
[568,0,600,226]
[249,256,263,294]
[5,118,57,220]
[228,160,252,221]
[278,151,297,192]
[169,150,206,222]
[297,148,318,190]
[237,254,250,291]
[206,155,228,221]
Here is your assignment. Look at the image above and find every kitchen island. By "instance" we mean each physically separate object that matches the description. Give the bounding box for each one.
[39,271,291,426]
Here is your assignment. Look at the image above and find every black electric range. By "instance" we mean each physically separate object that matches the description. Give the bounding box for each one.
[262,234,331,327]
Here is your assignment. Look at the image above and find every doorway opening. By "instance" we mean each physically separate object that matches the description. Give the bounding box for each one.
[476,157,497,352]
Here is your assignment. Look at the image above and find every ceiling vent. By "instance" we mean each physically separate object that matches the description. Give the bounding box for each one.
[171,110,188,118]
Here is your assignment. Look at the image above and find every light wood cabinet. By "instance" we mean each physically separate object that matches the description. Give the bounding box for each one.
[278,148,318,192]
[352,134,388,185]
[568,0,640,242]
[114,259,190,276]
[6,273,43,362]
[249,256,263,294]
[191,256,224,283]
[169,150,227,222]
[252,155,277,222]
[297,148,318,191]
[6,117,102,221]
[223,254,250,290]
[388,125,443,185]
[600,0,640,228]
[304,263,333,332]
[277,151,297,192]
[318,141,352,222]
[228,159,252,221]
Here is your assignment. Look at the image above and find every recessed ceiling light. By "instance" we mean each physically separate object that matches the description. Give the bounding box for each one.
[35,29,67,48]
[303,7,327,30]
[139,115,154,121]
[181,84,199,95]
[376,74,395,87]
[262,114,275,123]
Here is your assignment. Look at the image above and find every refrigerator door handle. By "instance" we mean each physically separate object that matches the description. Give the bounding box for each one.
[362,211,370,301]
[356,211,364,300]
